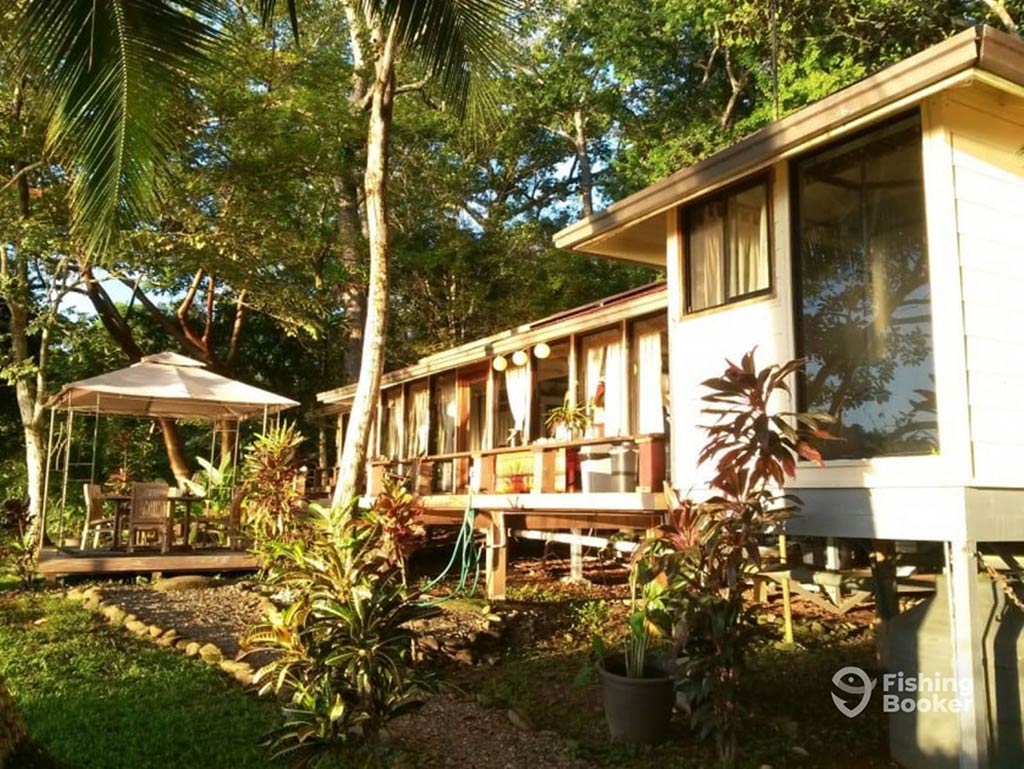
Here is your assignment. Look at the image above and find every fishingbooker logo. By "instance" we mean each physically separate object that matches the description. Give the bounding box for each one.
[831,666,876,718]
[831,666,973,718]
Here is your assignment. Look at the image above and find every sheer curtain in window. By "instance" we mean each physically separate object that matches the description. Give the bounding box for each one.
[689,203,724,310]
[636,330,665,434]
[504,364,530,444]
[603,341,623,436]
[727,188,769,299]
[406,385,429,457]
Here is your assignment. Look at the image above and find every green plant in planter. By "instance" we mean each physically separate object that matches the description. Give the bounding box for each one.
[545,397,592,440]
[637,350,834,767]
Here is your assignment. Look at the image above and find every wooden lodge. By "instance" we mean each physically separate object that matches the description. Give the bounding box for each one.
[317,282,671,596]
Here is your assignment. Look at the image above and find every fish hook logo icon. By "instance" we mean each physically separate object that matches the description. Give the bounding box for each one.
[831,666,876,718]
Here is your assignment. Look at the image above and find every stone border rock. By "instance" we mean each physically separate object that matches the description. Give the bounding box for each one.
[64,586,255,687]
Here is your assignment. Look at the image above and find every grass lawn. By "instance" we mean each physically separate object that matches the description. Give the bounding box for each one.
[0,591,282,769]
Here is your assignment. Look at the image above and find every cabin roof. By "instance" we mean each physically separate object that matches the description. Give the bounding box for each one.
[317,281,667,407]
[552,25,1024,264]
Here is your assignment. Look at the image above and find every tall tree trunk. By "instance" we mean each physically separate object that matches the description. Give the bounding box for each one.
[159,418,191,484]
[337,173,366,383]
[333,19,397,504]
[572,107,594,218]
[6,77,46,521]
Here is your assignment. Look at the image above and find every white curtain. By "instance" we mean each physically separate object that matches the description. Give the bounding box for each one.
[385,395,401,458]
[728,194,769,298]
[433,376,457,455]
[406,386,429,457]
[636,331,665,434]
[689,203,724,310]
[603,341,623,437]
[504,365,530,443]
[585,345,603,403]
[585,340,624,436]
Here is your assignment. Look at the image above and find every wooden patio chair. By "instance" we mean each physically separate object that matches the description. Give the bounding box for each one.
[81,483,114,550]
[127,482,171,553]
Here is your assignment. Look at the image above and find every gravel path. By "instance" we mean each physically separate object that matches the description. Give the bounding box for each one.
[95,582,596,768]
[101,582,264,660]
[389,694,593,769]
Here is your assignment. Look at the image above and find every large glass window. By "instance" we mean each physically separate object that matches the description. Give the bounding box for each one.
[685,180,770,312]
[794,114,938,459]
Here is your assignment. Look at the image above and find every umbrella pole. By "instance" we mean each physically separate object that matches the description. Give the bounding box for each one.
[38,407,57,553]
[262,405,268,434]
[58,408,73,549]
[231,418,242,495]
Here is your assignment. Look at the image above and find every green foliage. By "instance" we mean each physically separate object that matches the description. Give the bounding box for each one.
[15,0,223,255]
[0,499,34,589]
[632,350,833,767]
[240,423,308,568]
[245,501,435,767]
[182,454,236,514]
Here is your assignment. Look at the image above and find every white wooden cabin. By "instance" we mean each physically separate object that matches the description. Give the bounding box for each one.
[553,25,1024,769]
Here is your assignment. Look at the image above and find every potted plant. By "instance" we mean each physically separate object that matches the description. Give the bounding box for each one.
[545,395,591,442]
[594,549,679,744]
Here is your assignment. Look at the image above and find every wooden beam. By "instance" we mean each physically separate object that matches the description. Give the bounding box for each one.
[37,548,257,576]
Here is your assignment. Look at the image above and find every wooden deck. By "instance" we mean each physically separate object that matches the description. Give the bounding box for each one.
[38,547,257,578]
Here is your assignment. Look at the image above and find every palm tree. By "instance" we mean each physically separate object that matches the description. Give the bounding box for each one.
[14,0,512,507]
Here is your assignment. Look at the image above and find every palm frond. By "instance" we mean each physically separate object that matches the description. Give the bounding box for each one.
[368,0,515,115]
[16,0,223,256]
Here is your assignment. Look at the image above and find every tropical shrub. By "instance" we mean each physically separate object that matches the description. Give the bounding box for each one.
[239,424,308,568]
[181,454,236,513]
[637,350,833,767]
[245,501,434,767]
[368,478,424,587]
[0,499,35,589]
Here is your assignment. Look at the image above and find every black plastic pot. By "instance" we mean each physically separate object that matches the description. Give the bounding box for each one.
[598,653,675,744]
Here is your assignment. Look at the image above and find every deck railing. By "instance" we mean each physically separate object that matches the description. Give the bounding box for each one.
[368,434,666,498]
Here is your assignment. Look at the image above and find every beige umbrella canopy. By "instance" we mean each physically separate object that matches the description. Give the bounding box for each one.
[47,352,299,420]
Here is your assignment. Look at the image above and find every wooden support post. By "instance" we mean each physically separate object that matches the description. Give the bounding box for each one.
[779,533,794,645]
[568,527,585,583]
[532,446,556,493]
[824,537,841,604]
[484,511,507,600]
[478,454,496,492]
[870,540,900,621]
[636,435,665,492]
[945,539,988,769]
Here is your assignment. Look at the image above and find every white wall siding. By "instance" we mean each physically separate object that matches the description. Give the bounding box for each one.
[944,85,1024,485]
[665,162,796,493]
